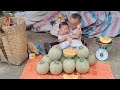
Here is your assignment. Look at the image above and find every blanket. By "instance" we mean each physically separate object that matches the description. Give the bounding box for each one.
[15,11,120,38]
[40,11,120,38]
[79,11,120,38]
[14,11,60,27]
[53,11,120,38]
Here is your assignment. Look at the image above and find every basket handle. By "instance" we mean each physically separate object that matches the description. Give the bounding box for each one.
[0,28,8,61]
[0,27,5,35]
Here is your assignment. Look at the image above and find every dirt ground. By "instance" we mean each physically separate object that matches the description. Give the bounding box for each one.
[0,31,120,79]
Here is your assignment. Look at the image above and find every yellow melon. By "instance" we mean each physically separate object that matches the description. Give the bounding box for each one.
[100,37,112,44]
[63,49,76,58]
[63,74,79,79]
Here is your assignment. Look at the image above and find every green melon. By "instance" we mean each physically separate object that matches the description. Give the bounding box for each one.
[63,58,75,74]
[48,47,62,61]
[76,45,89,58]
[50,60,62,75]
[59,55,66,63]
[76,58,90,74]
[73,55,79,62]
[87,53,96,66]
[42,55,51,64]
[36,61,49,75]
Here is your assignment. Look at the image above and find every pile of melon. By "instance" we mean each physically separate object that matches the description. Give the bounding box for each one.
[36,45,96,75]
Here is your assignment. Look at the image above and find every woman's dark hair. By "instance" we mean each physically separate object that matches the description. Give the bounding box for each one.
[59,22,69,29]
[71,13,81,22]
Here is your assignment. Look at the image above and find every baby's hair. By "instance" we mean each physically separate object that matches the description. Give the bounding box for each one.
[59,22,69,29]
[71,13,81,23]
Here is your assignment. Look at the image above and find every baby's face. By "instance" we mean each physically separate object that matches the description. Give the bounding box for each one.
[59,25,69,35]
[70,17,79,30]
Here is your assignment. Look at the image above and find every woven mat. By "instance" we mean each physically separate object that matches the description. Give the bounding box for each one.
[20,55,114,79]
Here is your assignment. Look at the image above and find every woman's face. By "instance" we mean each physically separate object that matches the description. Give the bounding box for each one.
[70,17,79,29]
[59,25,69,35]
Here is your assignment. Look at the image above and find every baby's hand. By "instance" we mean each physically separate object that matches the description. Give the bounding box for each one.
[69,34,73,38]
[67,37,72,43]
[64,35,69,39]
[77,23,81,29]
[53,45,59,48]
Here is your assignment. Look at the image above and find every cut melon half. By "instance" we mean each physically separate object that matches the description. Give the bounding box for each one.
[100,37,112,44]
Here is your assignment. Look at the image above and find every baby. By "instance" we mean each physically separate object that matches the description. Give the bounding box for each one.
[68,13,83,48]
[44,21,71,54]
[55,13,83,50]
[54,22,72,50]
[44,13,86,54]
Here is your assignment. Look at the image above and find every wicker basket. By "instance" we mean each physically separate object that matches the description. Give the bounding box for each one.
[0,17,28,66]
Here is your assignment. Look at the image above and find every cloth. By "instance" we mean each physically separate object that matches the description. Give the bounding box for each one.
[79,11,120,38]
[14,11,59,27]
[51,11,120,38]
[69,28,83,47]
[50,42,59,47]
[45,42,59,54]
[59,41,70,50]
[20,55,115,79]
[58,34,64,40]
[31,11,67,33]
[15,11,120,38]
[58,35,70,49]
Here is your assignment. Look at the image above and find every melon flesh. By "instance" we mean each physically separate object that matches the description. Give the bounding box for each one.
[100,37,112,44]
[63,49,76,58]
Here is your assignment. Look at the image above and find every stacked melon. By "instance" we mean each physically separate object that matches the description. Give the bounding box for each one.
[36,47,63,75]
[36,45,96,75]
